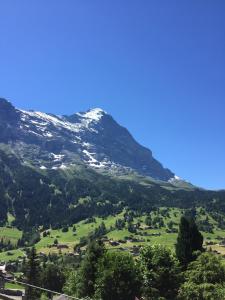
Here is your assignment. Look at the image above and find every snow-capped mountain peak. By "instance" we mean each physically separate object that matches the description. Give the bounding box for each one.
[77,108,106,121]
[0,98,175,182]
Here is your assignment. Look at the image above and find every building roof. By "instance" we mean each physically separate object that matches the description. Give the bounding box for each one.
[0,264,6,272]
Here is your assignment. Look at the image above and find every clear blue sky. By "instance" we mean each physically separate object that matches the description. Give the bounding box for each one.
[0,1,224,189]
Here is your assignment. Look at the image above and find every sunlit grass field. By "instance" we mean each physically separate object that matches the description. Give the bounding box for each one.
[1,207,225,261]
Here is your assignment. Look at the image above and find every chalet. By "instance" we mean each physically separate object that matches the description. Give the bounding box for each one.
[2,273,14,281]
[150,232,161,236]
[0,264,6,273]
[109,240,120,246]
[0,266,15,296]
[205,241,215,246]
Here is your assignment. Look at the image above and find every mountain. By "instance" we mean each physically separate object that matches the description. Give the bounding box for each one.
[0,98,174,181]
[1,97,224,230]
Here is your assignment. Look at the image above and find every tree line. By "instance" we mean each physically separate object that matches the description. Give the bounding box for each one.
[1,146,225,230]
[23,215,225,300]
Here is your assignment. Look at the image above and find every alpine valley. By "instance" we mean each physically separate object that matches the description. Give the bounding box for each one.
[0,97,224,230]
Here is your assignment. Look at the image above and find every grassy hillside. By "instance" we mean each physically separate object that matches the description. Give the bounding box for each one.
[1,207,225,262]
[1,145,225,231]
[0,227,22,242]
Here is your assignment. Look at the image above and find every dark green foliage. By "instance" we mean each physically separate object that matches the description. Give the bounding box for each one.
[184,208,197,219]
[62,226,69,233]
[42,231,48,237]
[128,221,137,233]
[64,239,105,298]
[152,215,164,228]
[167,220,174,230]
[84,217,96,224]
[140,245,182,300]
[176,216,203,266]
[78,236,89,248]
[145,215,152,226]
[25,247,41,300]
[41,263,65,296]
[18,229,40,247]
[94,251,141,300]
[0,238,15,252]
[160,208,170,218]
[89,222,107,240]
[124,210,134,222]
[0,191,7,225]
[0,147,225,230]
[178,252,225,299]
[115,218,125,230]
[210,211,225,230]
[197,217,214,233]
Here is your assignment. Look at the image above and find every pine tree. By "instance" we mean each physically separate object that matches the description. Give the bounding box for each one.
[64,239,105,298]
[176,216,203,266]
[41,263,65,299]
[190,219,204,252]
[25,247,40,300]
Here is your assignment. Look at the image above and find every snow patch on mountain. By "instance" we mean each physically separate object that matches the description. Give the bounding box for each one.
[168,175,182,183]
[82,149,99,164]
[59,164,67,169]
[20,108,105,137]
[77,108,106,121]
[20,110,82,133]
[50,153,64,162]
[0,98,176,181]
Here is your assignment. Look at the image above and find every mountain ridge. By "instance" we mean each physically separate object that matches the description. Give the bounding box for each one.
[0,98,175,181]
[0,98,225,230]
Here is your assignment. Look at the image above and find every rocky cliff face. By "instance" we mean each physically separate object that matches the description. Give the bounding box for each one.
[0,98,174,181]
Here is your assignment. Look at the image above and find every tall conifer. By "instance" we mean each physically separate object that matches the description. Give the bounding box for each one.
[25,247,40,300]
[176,216,203,266]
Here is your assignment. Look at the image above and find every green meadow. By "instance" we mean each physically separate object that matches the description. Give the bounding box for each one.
[1,207,225,261]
